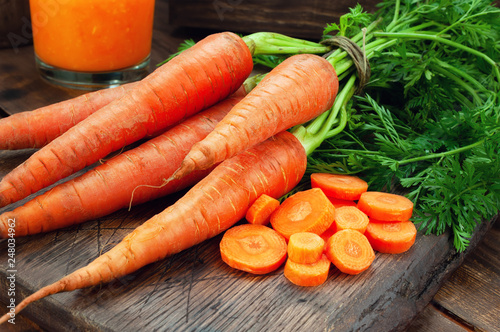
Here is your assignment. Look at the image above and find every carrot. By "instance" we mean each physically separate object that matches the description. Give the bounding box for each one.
[0,82,138,150]
[220,224,287,274]
[245,194,280,226]
[357,191,414,222]
[0,130,306,322]
[319,224,337,243]
[170,53,339,181]
[0,95,245,238]
[270,188,335,240]
[0,31,254,208]
[334,206,369,234]
[365,221,417,254]
[325,229,375,275]
[287,232,325,264]
[311,173,368,200]
[328,196,357,208]
[284,254,331,287]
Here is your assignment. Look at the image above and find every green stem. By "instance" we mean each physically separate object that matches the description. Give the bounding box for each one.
[242,32,331,56]
[292,74,357,155]
[397,139,485,166]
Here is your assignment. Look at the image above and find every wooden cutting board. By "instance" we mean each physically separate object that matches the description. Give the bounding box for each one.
[0,1,496,331]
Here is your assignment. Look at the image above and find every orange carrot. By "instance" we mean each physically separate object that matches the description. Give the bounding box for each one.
[311,173,368,200]
[0,95,244,238]
[170,53,339,181]
[0,32,253,208]
[0,130,306,322]
[319,224,337,243]
[245,194,280,226]
[270,188,335,240]
[365,221,417,254]
[328,196,357,208]
[325,229,375,275]
[0,82,138,150]
[284,254,331,287]
[334,206,369,234]
[220,224,287,274]
[357,191,414,222]
[287,232,325,264]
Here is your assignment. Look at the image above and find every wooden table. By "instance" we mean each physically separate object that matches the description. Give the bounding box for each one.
[1,1,499,331]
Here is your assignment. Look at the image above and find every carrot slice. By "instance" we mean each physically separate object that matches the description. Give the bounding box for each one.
[246,194,280,226]
[287,232,325,264]
[220,224,287,275]
[284,254,331,287]
[365,221,417,254]
[357,191,413,222]
[270,188,335,240]
[327,196,357,208]
[334,206,369,234]
[325,229,375,275]
[311,173,368,200]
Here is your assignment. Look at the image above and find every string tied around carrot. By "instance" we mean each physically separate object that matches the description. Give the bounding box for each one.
[321,28,371,94]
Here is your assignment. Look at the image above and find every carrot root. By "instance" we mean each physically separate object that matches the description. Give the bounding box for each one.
[0,31,253,208]
[0,130,306,319]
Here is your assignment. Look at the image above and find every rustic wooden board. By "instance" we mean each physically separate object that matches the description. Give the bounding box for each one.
[0,1,498,331]
[432,222,500,332]
[0,144,495,331]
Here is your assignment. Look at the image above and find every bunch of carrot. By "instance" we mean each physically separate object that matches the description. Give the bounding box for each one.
[220,173,417,287]
[0,31,341,322]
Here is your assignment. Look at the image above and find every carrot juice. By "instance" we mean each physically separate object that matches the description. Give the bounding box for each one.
[30,0,155,88]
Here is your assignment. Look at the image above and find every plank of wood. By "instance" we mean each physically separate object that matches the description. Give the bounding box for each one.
[432,220,500,332]
[406,304,470,332]
[0,142,495,331]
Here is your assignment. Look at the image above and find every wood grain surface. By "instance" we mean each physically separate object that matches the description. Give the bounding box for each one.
[0,1,498,331]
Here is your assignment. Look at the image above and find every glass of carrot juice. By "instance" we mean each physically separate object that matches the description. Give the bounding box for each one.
[29,0,155,90]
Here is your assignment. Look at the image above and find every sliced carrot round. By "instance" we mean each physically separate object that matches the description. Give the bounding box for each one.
[357,191,413,222]
[325,229,375,275]
[334,206,369,234]
[365,221,417,254]
[284,254,331,287]
[311,173,368,200]
[287,232,325,264]
[270,188,335,240]
[327,196,357,208]
[220,224,287,275]
[246,194,280,225]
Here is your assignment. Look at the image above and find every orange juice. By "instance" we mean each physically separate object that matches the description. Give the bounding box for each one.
[30,0,155,72]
